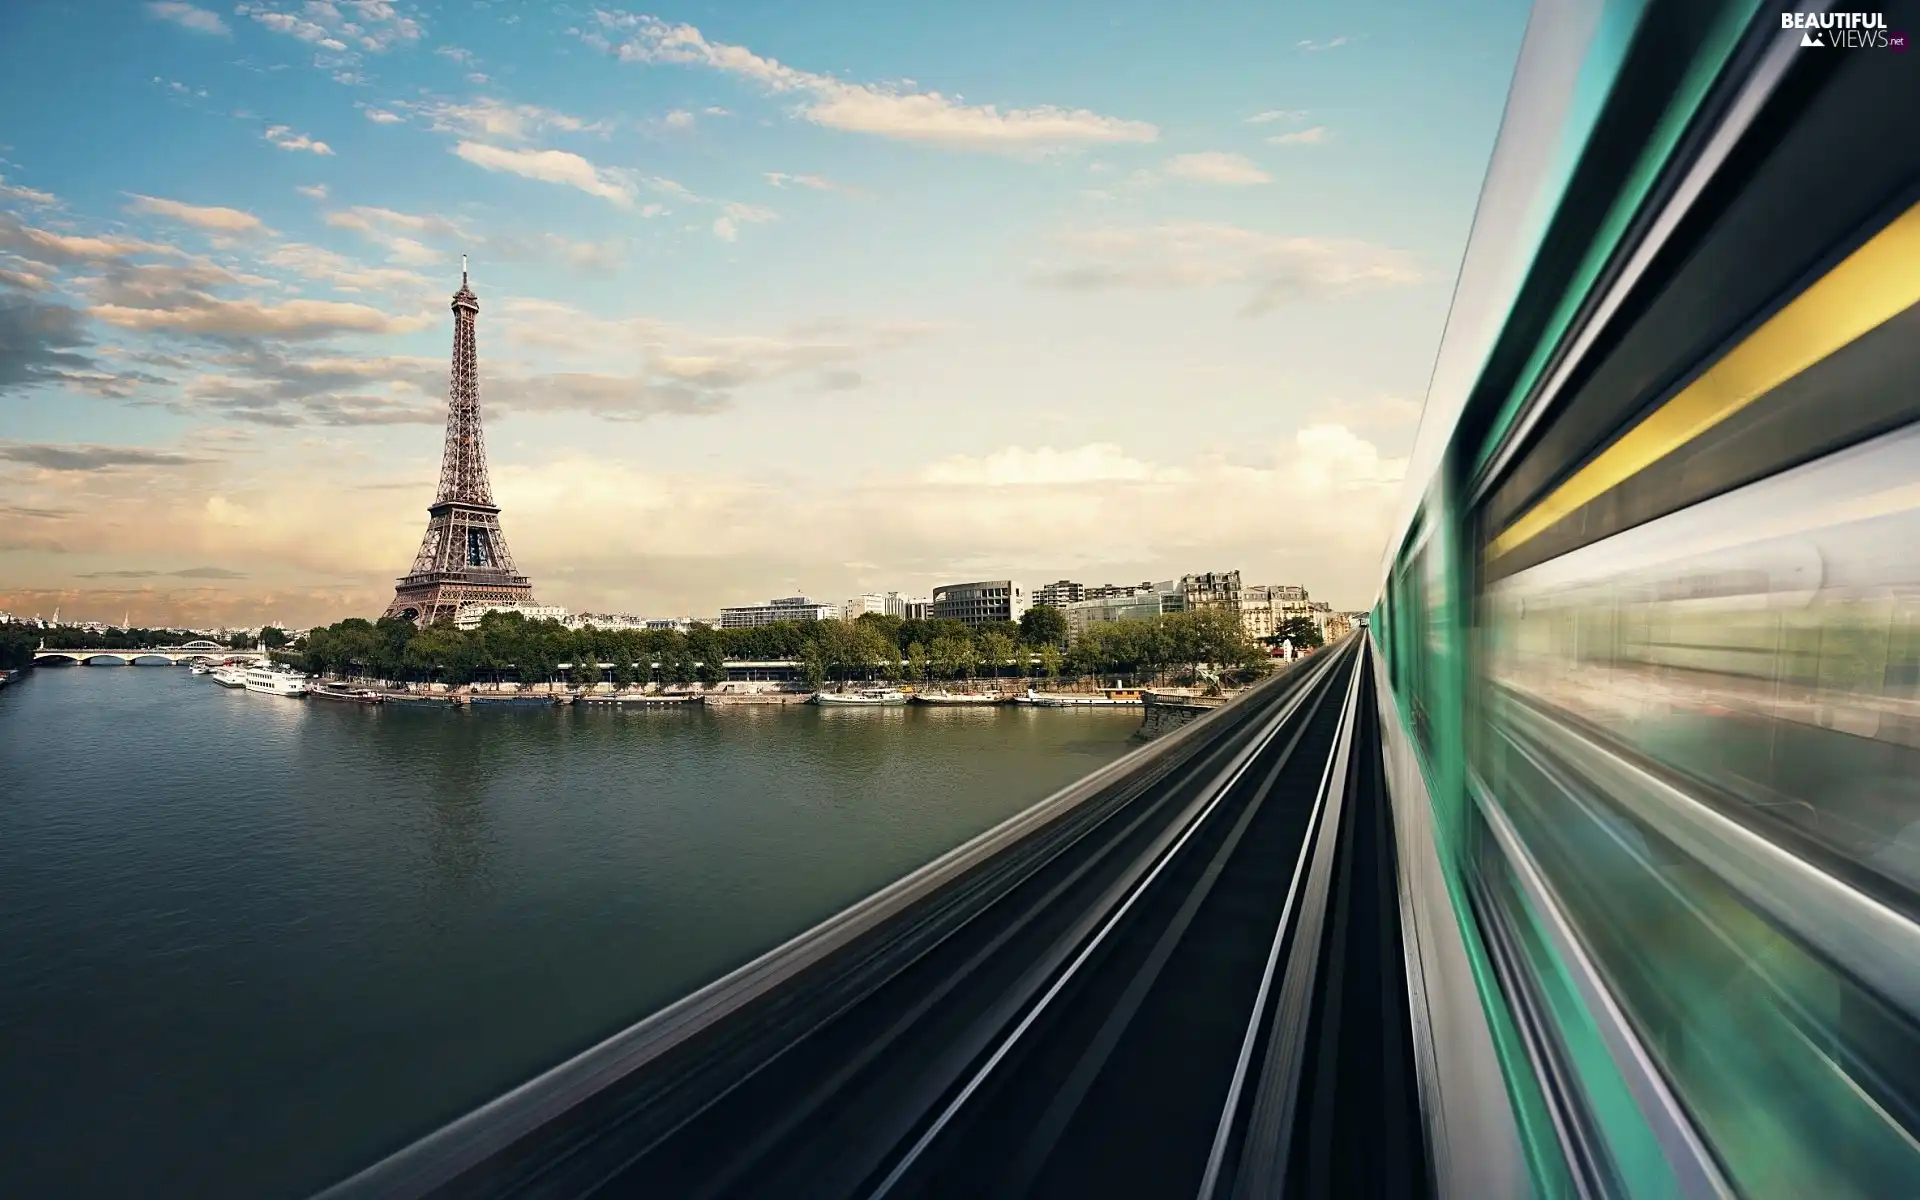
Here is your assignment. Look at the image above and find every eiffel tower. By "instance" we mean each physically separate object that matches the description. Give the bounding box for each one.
[383,259,536,626]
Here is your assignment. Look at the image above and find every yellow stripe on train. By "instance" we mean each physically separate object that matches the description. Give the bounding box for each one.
[1488,199,1920,562]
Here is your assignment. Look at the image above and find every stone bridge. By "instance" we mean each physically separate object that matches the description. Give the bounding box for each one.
[31,640,266,666]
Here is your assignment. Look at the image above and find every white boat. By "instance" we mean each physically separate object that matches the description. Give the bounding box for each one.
[188,663,213,676]
[813,687,908,706]
[211,664,248,688]
[243,663,311,697]
[912,690,1005,705]
[1018,687,1146,708]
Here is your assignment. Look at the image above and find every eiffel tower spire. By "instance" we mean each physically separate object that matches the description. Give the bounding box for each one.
[382,262,536,627]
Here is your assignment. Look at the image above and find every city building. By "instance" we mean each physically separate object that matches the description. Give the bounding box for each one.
[1240,597,1277,642]
[884,592,911,618]
[1060,584,1185,642]
[1034,580,1084,608]
[564,612,659,631]
[903,597,932,621]
[454,601,571,631]
[842,594,890,619]
[1035,580,1165,608]
[1245,584,1307,603]
[718,596,840,629]
[931,580,1029,627]
[1240,583,1317,642]
[1180,571,1243,614]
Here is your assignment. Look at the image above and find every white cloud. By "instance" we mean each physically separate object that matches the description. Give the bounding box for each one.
[764,171,856,195]
[1246,109,1307,125]
[127,194,265,234]
[0,215,176,265]
[453,142,634,206]
[323,205,463,264]
[712,202,776,242]
[93,296,430,338]
[413,97,606,141]
[265,125,334,154]
[434,44,476,66]
[145,1,228,35]
[1297,36,1355,52]
[456,425,1404,611]
[0,266,52,292]
[236,1,423,55]
[662,108,695,129]
[1162,152,1270,186]
[363,108,403,124]
[921,444,1177,486]
[1034,222,1419,314]
[1267,126,1332,146]
[589,14,1157,154]
[0,176,58,206]
[296,183,329,199]
[263,241,431,292]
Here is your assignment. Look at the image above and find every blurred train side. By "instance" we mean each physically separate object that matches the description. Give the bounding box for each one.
[1373,0,1920,1194]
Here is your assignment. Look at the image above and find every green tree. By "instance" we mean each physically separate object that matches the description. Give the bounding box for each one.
[687,623,727,686]
[1039,643,1062,680]
[0,625,36,671]
[854,612,904,648]
[1019,605,1068,648]
[571,637,600,688]
[978,629,1015,679]
[929,634,976,681]
[1275,616,1324,650]
[800,643,826,688]
[260,626,289,649]
[905,640,928,682]
[853,621,898,679]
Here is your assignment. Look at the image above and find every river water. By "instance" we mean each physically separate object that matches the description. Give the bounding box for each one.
[0,666,1142,1198]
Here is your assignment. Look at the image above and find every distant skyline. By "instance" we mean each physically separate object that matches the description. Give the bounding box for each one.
[0,0,1530,628]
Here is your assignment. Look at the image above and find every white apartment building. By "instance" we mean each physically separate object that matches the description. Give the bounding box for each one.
[454,601,571,631]
[1180,571,1243,614]
[718,596,840,629]
[930,580,1029,626]
[1240,598,1277,642]
[842,594,890,619]
[1034,580,1084,608]
[904,598,932,621]
[1060,586,1185,642]
[565,612,652,631]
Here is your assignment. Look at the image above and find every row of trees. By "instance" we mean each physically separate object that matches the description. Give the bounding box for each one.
[293,606,1274,689]
[0,625,37,671]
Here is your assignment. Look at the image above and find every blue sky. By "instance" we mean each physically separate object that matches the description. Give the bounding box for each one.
[0,0,1529,626]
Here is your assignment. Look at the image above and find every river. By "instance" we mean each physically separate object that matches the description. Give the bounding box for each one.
[0,665,1142,1198]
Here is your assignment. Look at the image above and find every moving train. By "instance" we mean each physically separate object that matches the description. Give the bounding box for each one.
[1371,0,1920,1194]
